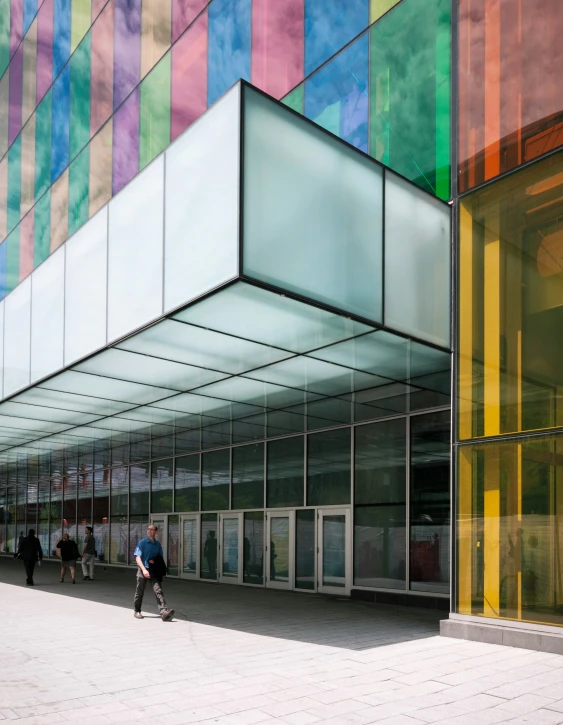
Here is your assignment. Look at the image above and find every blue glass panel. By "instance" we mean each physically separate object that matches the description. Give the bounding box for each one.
[305,33,369,153]
[51,64,70,182]
[304,0,368,76]
[0,240,7,301]
[53,0,71,78]
[208,0,251,106]
[23,0,37,35]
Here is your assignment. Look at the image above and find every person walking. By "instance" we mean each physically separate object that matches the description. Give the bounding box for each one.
[16,529,43,586]
[56,532,79,583]
[133,524,174,621]
[81,526,96,581]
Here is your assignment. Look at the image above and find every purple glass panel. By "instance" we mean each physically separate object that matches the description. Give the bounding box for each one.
[8,43,23,146]
[172,0,208,43]
[112,87,139,195]
[114,0,141,109]
[36,0,54,104]
[10,0,24,57]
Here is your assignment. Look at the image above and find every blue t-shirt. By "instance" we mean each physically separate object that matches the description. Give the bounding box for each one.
[134,537,163,569]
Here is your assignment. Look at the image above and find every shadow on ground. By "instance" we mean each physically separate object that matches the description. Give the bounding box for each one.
[0,556,442,650]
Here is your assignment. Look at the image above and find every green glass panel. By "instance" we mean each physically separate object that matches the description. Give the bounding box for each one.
[369,0,451,200]
[68,146,89,236]
[201,448,229,512]
[307,428,351,506]
[232,443,264,510]
[70,31,91,160]
[151,459,173,513]
[267,436,304,508]
[0,1,9,77]
[139,53,171,171]
[33,190,51,268]
[7,134,21,232]
[281,84,304,114]
[35,89,53,201]
[6,226,20,293]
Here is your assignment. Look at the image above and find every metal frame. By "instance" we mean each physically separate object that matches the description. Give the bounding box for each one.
[317,507,352,596]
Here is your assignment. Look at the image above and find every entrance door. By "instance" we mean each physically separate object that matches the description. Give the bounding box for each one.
[219,513,242,584]
[150,515,167,563]
[317,509,351,595]
[266,511,294,589]
[180,515,199,579]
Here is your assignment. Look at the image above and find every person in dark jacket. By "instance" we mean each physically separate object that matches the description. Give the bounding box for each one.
[56,533,79,584]
[17,529,43,586]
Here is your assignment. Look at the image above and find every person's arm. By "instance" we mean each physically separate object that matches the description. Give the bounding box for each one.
[37,540,43,561]
[82,539,87,556]
[135,555,150,578]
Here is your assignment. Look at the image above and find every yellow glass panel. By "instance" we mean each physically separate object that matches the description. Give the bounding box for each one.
[22,19,38,126]
[141,0,172,80]
[89,120,113,216]
[72,0,92,53]
[370,0,401,24]
[51,168,69,251]
[20,115,36,216]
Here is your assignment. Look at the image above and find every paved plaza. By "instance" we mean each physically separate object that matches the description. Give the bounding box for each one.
[1,559,563,725]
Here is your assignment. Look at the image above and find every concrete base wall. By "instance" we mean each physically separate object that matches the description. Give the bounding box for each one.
[441,617,563,654]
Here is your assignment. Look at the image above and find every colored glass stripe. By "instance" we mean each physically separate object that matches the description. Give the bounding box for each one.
[114,0,141,109]
[71,0,91,52]
[139,52,170,170]
[50,165,68,249]
[0,2,10,76]
[88,117,112,216]
[53,0,71,78]
[0,69,9,158]
[141,0,171,80]
[21,16,37,124]
[92,0,105,22]
[34,87,52,200]
[7,134,21,233]
[19,207,34,280]
[208,0,251,106]
[0,156,7,240]
[8,41,23,146]
[10,0,23,58]
[70,28,91,158]
[112,86,139,194]
[20,113,35,215]
[6,224,19,292]
[33,188,50,267]
[68,144,89,235]
[90,0,113,137]
[171,9,207,141]
[370,0,400,24]
[51,62,70,182]
[251,0,304,100]
[0,238,6,299]
[36,0,53,103]
[172,0,208,44]
[23,0,37,35]
[282,84,303,114]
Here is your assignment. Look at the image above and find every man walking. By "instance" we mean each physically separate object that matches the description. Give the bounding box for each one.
[17,529,43,586]
[133,524,174,621]
[81,526,96,580]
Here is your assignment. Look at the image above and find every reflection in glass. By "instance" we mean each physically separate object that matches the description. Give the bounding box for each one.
[222,517,239,578]
[201,449,229,511]
[296,509,315,590]
[110,466,128,564]
[269,515,289,583]
[232,443,264,510]
[322,515,345,587]
[93,470,109,563]
[129,515,148,565]
[201,513,218,580]
[182,517,197,575]
[130,463,149,518]
[267,436,304,508]
[243,511,263,584]
[355,418,406,505]
[175,455,199,512]
[354,505,406,588]
[150,459,173,513]
[168,514,179,576]
[307,428,351,505]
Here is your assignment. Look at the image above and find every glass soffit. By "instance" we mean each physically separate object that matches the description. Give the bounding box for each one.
[0,282,451,463]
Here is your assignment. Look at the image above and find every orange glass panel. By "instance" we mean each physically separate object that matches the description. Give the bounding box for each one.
[89,119,112,216]
[50,168,69,251]
[90,0,114,137]
[141,0,172,80]
[459,0,563,192]
[19,209,34,281]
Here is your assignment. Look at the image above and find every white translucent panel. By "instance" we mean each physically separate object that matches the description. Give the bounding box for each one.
[174,282,372,353]
[30,247,65,383]
[13,387,136,415]
[151,391,261,419]
[0,414,70,434]
[243,89,383,322]
[75,348,228,391]
[0,300,4,399]
[4,277,31,396]
[164,85,240,312]
[108,156,164,342]
[64,207,108,365]
[117,318,292,374]
[384,173,451,347]
[117,405,183,425]
[195,377,321,409]
[0,401,100,425]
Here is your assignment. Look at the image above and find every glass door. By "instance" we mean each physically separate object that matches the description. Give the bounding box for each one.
[317,509,351,595]
[180,515,199,579]
[219,513,242,584]
[266,511,294,589]
[150,515,167,563]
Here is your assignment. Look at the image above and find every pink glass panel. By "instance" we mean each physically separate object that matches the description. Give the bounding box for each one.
[112,86,139,194]
[172,0,207,43]
[8,42,23,145]
[90,1,114,137]
[36,0,54,104]
[10,0,24,57]
[114,0,141,109]
[171,10,207,141]
[251,0,304,100]
[92,0,106,22]
[19,209,34,281]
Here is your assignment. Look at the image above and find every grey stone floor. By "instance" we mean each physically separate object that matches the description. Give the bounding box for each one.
[1,558,563,725]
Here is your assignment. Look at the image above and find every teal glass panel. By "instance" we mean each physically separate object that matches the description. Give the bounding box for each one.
[201,448,229,511]
[0,1,9,76]
[6,226,20,293]
[174,454,199,512]
[70,29,91,159]
[33,190,50,267]
[307,428,351,505]
[369,0,451,200]
[305,33,368,153]
[243,511,263,584]
[68,146,89,236]
[305,0,368,76]
[295,509,315,590]
[232,442,264,510]
[282,84,303,114]
[267,436,304,508]
[7,134,21,233]
[35,89,52,200]
[139,53,171,170]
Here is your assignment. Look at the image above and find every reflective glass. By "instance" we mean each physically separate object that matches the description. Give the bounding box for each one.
[181,516,197,574]
[267,436,303,508]
[175,454,199,512]
[164,85,239,312]
[151,458,173,513]
[90,0,113,137]
[232,443,263,510]
[112,88,139,195]
[130,462,149,516]
[36,0,53,104]
[34,89,52,200]
[30,247,64,383]
[295,508,315,590]
[243,510,263,584]
[201,448,229,511]
[70,29,90,159]
[222,516,239,578]
[168,514,179,575]
[139,53,170,169]
[269,515,289,582]
[8,42,23,148]
[64,207,107,365]
[14,387,135,416]
[33,191,50,267]
[114,0,141,108]
[201,512,217,579]
[207,0,251,106]
[354,504,405,589]
[110,466,128,563]
[51,63,70,182]
[107,156,163,342]
[140,0,170,79]
[198,377,317,411]
[88,118,112,216]
[53,0,71,76]
[129,514,148,564]
[243,88,383,323]
[307,428,350,506]
[355,418,406,505]
[384,173,451,347]
[68,147,90,236]
[93,469,109,562]
[172,0,208,43]
[171,10,207,140]
[353,383,408,423]
[4,276,31,396]
[322,514,346,587]
[50,168,69,251]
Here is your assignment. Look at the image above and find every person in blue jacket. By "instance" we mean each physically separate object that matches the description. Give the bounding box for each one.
[133,524,174,621]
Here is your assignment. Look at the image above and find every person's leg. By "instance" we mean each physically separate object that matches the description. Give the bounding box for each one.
[89,555,95,580]
[70,565,76,583]
[60,565,66,582]
[134,573,147,613]
[81,556,89,579]
[151,578,168,615]
[24,560,32,584]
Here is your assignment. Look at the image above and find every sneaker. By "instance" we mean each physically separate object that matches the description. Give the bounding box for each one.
[134,611,144,619]
[83,576,90,581]
[161,609,174,622]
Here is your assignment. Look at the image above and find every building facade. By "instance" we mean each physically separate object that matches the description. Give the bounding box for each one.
[0,0,560,643]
